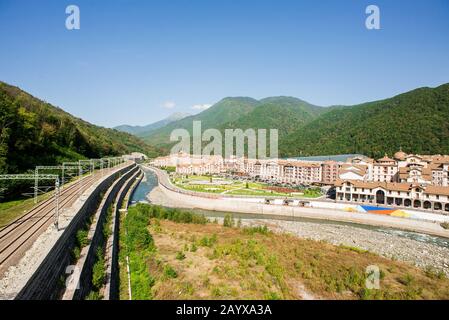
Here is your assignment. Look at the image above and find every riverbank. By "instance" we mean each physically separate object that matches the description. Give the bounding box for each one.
[148,183,449,239]
[123,203,449,300]
[148,184,449,277]
[229,218,449,277]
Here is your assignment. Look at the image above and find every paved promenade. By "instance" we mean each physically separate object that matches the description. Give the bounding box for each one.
[145,166,449,239]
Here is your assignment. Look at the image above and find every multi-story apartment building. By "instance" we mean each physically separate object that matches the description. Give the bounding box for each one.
[432,163,449,187]
[372,154,398,182]
[243,159,322,185]
[321,161,340,184]
[151,149,449,211]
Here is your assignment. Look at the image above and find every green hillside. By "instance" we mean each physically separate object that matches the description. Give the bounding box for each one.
[140,84,449,158]
[280,84,449,158]
[0,81,160,174]
[221,96,326,137]
[141,97,260,148]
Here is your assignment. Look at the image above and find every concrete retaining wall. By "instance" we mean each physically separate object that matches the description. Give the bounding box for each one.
[15,163,135,300]
[104,168,142,300]
[62,165,138,300]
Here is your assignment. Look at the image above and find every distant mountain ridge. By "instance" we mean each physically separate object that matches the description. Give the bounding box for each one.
[138,96,330,151]
[114,112,190,135]
[135,83,449,158]
[139,97,262,146]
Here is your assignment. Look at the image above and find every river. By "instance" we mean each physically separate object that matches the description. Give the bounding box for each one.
[131,167,449,249]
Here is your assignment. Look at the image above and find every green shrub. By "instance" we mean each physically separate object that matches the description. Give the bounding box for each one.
[339,245,368,254]
[163,265,178,279]
[190,243,198,252]
[85,291,102,300]
[265,291,281,300]
[237,219,242,228]
[243,225,270,235]
[398,273,415,286]
[424,266,446,280]
[92,247,106,290]
[72,246,81,260]
[176,251,186,260]
[76,229,89,248]
[223,214,235,227]
[199,234,218,247]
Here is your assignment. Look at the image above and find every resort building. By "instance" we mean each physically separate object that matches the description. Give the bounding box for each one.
[151,149,449,211]
[321,161,340,184]
[338,163,369,181]
[335,179,449,212]
[372,154,398,182]
[244,159,322,185]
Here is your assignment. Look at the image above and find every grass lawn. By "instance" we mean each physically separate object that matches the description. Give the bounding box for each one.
[0,193,53,227]
[171,176,322,199]
[124,204,449,300]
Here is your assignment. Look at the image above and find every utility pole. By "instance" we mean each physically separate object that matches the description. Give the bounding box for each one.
[54,178,60,230]
[34,168,38,203]
[0,174,59,207]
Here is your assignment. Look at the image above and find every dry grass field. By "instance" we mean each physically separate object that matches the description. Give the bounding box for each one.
[138,217,449,300]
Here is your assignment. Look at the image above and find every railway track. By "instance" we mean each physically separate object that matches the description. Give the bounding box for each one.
[0,168,118,275]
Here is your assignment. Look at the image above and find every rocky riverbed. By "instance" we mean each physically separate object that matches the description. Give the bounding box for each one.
[232,218,449,277]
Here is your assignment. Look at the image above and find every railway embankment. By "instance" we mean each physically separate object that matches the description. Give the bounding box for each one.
[7,163,136,300]
[61,165,140,300]
[104,169,143,300]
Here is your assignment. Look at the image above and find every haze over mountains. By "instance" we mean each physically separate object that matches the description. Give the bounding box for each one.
[120,83,449,159]
[114,112,190,136]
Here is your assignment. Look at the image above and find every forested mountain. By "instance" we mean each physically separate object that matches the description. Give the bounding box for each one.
[139,83,449,158]
[0,81,160,174]
[114,112,190,135]
[141,97,261,147]
[280,83,449,158]
[220,97,327,137]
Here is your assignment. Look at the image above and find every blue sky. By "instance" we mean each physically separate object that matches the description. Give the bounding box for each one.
[1,0,448,127]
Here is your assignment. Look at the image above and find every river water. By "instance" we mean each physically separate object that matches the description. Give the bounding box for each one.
[131,167,449,249]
